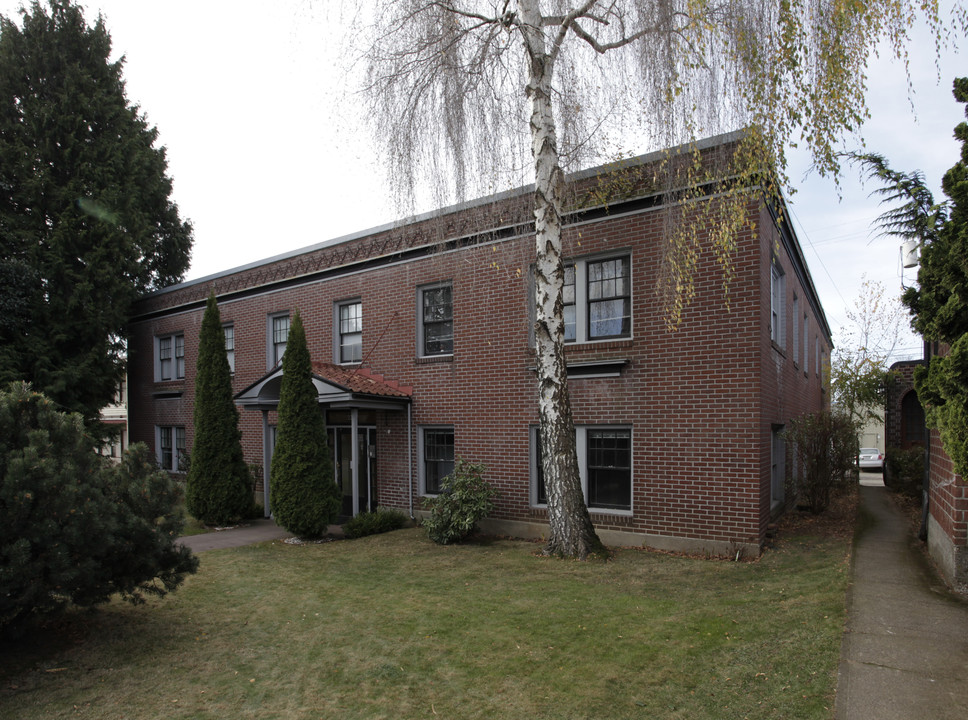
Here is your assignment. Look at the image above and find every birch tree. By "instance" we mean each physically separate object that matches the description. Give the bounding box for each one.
[830,278,906,428]
[353,0,960,558]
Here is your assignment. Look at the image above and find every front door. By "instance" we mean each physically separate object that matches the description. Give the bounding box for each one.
[331,427,376,517]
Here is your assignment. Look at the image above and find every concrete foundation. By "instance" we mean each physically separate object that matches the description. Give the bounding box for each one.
[927,513,968,594]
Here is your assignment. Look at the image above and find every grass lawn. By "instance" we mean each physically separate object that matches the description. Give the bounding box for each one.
[0,497,855,720]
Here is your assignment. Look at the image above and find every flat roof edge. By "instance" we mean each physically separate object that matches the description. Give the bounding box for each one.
[146,130,748,299]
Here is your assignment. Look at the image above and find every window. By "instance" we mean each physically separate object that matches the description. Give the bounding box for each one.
[156,333,185,381]
[157,425,186,472]
[770,263,784,345]
[418,283,453,357]
[563,264,576,341]
[559,255,632,344]
[420,427,455,495]
[792,295,799,363]
[771,426,785,508]
[587,256,631,339]
[268,313,289,368]
[223,323,235,373]
[803,314,809,372]
[532,426,632,512]
[336,300,363,364]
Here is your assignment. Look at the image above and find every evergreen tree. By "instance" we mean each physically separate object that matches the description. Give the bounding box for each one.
[0,1,192,424]
[185,292,251,525]
[269,311,339,538]
[904,78,968,478]
[0,382,198,636]
[855,79,968,478]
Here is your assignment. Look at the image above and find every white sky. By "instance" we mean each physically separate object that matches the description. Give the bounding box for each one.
[3,0,964,362]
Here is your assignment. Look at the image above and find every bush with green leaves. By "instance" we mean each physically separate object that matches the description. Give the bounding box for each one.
[784,411,857,514]
[0,383,198,635]
[269,311,340,538]
[885,446,926,498]
[423,460,497,545]
[344,508,409,539]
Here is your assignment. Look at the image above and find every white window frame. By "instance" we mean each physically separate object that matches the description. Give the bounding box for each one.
[335,299,363,364]
[770,263,785,346]
[223,322,235,374]
[417,282,454,358]
[155,333,185,381]
[418,426,455,495]
[267,312,289,369]
[156,425,186,472]
[530,425,633,514]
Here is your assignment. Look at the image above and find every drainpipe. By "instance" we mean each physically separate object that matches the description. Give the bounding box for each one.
[351,408,359,517]
[919,340,931,542]
[262,409,271,517]
[408,401,414,520]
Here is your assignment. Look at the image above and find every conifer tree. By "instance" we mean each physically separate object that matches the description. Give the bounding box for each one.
[269,311,339,537]
[0,382,197,636]
[0,1,192,424]
[904,78,968,478]
[185,292,251,525]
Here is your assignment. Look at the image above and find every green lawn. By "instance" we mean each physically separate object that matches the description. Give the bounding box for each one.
[0,507,852,720]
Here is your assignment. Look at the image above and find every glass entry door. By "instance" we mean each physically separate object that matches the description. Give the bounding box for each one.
[331,427,376,517]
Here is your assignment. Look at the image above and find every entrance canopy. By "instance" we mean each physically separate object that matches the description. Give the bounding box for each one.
[234,361,412,411]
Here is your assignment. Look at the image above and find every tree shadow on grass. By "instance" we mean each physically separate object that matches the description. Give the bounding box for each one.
[0,602,177,696]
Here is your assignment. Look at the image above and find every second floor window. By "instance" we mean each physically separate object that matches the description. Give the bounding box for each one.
[419,283,453,357]
[223,323,235,373]
[157,333,185,381]
[270,313,289,367]
[770,263,785,346]
[337,301,363,364]
[559,254,632,344]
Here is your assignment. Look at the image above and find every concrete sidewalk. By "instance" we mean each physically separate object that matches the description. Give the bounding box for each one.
[835,480,968,719]
[177,518,292,552]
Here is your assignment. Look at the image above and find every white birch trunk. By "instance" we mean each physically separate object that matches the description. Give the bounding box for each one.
[519,0,605,558]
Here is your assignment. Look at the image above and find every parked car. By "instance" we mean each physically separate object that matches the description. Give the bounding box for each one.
[858,448,884,471]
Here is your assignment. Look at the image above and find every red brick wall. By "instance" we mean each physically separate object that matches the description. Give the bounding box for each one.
[928,429,968,548]
[129,180,830,551]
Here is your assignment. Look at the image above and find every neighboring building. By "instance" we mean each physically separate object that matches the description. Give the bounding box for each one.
[98,379,128,462]
[127,133,832,557]
[885,359,926,453]
[858,414,885,455]
[888,353,968,589]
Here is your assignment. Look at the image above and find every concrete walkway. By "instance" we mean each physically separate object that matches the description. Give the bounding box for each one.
[835,479,968,719]
[177,518,347,552]
[177,518,292,552]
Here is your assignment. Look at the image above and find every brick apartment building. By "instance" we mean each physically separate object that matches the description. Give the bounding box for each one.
[127,134,832,556]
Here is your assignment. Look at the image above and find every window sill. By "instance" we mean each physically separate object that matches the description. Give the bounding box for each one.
[564,337,634,351]
[415,354,454,365]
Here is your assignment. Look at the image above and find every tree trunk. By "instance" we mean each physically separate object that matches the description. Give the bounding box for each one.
[519,0,606,559]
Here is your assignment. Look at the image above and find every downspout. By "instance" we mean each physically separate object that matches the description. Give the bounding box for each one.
[351,408,359,517]
[919,340,931,542]
[408,401,414,520]
[262,409,271,517]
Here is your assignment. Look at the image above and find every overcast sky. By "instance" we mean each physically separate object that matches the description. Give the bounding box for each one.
[3,0,965,362]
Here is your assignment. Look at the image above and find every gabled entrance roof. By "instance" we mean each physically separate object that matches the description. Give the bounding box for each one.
[234,361,412,412]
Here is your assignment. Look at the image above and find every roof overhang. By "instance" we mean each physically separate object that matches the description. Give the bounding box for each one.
[234,364,412,412]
